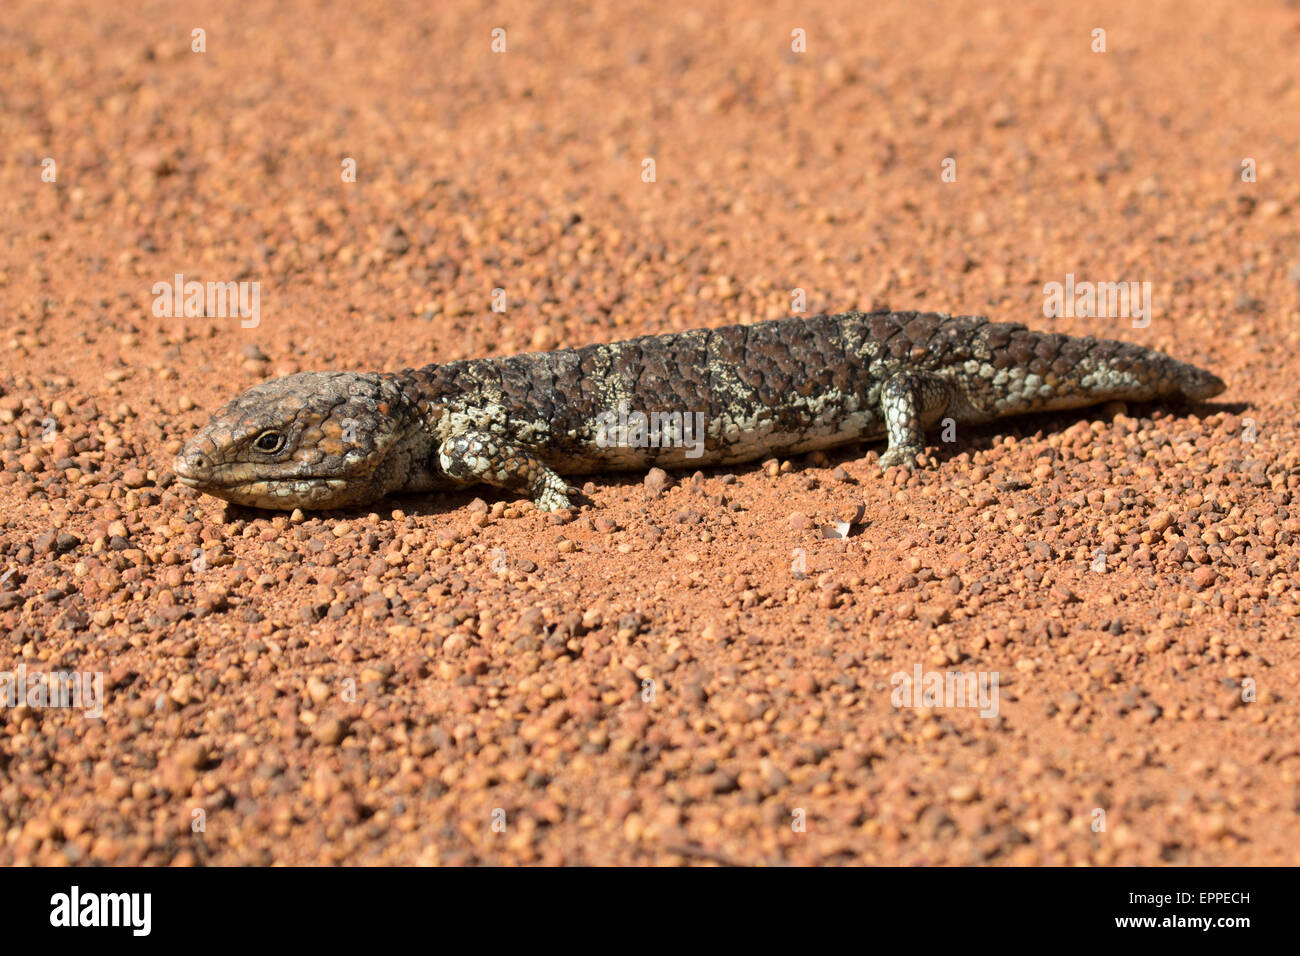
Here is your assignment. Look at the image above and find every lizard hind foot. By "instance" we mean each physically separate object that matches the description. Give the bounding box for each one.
[877,446,924,471]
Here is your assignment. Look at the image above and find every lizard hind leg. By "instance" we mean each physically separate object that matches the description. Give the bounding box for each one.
[876,371,954,470]
[438,429,576,511]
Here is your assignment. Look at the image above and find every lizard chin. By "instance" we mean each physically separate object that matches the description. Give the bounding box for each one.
[174,474,366,511]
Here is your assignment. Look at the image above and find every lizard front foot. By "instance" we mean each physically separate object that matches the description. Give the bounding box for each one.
[439,430,573,511]
[532,472,576,512]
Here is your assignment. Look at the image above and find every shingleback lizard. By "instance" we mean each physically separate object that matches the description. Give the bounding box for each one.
[173,310,1225,512]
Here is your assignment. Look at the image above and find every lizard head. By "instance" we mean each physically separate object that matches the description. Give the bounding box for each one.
[173,371,423,510]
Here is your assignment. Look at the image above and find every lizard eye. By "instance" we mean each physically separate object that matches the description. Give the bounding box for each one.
[252,430,286,454]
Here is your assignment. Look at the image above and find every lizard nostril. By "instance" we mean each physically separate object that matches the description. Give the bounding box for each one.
[174,451,210,480]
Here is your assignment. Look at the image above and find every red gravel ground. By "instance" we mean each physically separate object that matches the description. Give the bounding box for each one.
[1,0,1299,866]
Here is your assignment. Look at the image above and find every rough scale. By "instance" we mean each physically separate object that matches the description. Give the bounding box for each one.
[173,310,1226,511]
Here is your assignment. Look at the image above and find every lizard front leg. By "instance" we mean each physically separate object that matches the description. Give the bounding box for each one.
[438,429,575,511]
[876,371,954,470]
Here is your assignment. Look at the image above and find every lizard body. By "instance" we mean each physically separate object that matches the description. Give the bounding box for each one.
[173,310,1225,511]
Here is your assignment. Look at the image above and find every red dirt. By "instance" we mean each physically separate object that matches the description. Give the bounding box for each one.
[1,0,1299,865]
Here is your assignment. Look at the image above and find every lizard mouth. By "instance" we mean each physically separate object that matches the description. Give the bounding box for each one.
[171,455,362,510]
[178,474,356,511]
[171,442,389,510]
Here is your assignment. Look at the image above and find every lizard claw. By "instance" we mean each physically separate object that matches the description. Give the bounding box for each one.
[878,446,924,471]
[533,489,573,512]
[532,473,575,512]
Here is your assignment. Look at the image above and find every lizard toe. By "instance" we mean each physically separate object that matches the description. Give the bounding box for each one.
[878,446,924,471]
[534,489,573,512]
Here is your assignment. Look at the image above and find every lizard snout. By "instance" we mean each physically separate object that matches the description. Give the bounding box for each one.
[172,448,213,485]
